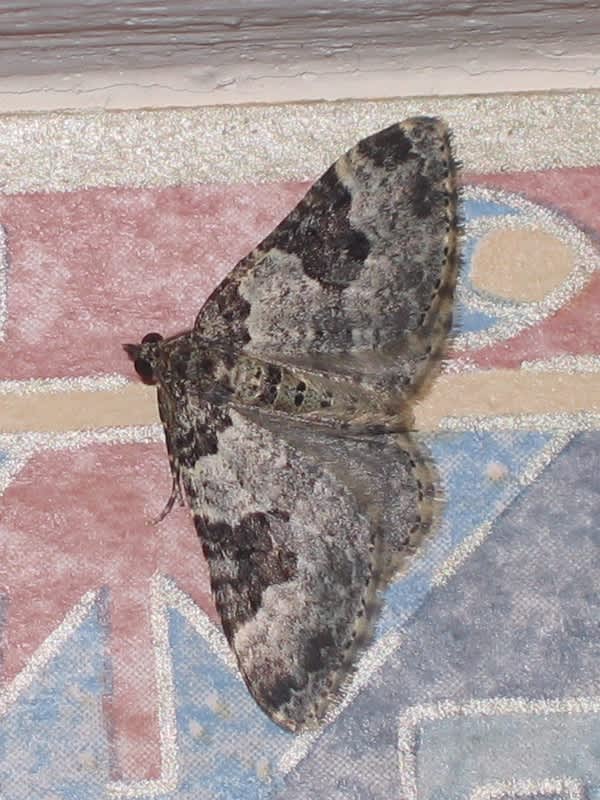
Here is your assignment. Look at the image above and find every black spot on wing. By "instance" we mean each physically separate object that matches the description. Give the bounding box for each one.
[266,166,370,289]
[197,511,298,641]
[259,363,282,405]
[197,354,215,373]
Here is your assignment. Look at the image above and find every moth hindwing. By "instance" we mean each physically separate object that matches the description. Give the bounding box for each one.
[126,117,460,732]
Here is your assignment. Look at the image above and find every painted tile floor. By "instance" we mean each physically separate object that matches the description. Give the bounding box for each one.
[0,93,599,799]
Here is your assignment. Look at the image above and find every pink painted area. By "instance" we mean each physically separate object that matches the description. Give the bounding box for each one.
[2,169,597,380]
[0,182,309,381]
[469,166,600,240]
[458,168,600,368]
[0,442,215,781]
[456,271,600,370]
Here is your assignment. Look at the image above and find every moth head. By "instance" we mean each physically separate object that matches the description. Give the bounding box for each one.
[123,332,164,385]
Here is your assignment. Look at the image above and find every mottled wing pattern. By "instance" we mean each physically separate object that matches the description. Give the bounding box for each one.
[127,117,459,732]
[174,396,434,731]
[195,117,459,395]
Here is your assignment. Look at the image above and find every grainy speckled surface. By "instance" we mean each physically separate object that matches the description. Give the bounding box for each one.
[0,92,599,799]
[1,91,599,192]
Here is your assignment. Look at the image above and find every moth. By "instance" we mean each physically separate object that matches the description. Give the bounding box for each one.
[125,117,460,732]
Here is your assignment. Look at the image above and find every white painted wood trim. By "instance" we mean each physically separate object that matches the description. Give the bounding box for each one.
[0,1,598,111]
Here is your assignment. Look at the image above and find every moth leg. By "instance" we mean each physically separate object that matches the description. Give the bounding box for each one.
[152,469,184,524]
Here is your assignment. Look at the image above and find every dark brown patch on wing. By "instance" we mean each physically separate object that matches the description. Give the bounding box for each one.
[176,405,232,466]
[266,167,370,289]
[411,173,435,218]
[195,275,252,345]
[303,629,336,672]
[357,123,414,167]
[197,511,298,642]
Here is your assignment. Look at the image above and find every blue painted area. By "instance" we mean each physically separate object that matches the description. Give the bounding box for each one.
[463,197,519,221]
[0,431,595,798]
[459,231,492,285]
[418,711,600,800]
[380,430,554,628]
[281,432,600,800]
[168,608,291,800]
[0,601,110,800]
[427,430,552,548]
[455,305,500,334]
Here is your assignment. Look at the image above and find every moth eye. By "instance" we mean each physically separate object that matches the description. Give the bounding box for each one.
[134,357,156,385]
[142,332,164,344]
